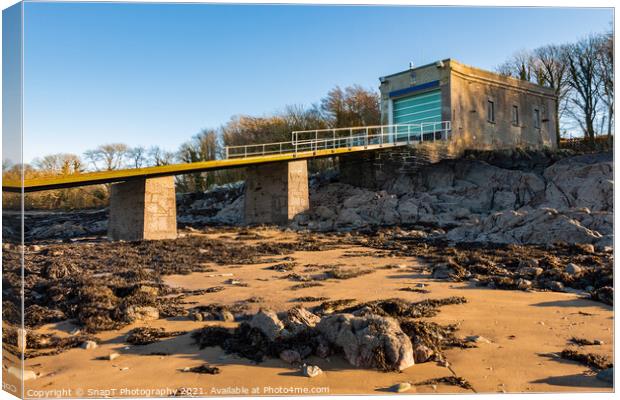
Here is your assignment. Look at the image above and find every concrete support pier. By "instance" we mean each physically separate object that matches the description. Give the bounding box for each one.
[244,160,309,225]
[108,176,177,241]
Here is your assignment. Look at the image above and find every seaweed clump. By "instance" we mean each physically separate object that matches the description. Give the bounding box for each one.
[126,327,186,345]
[560,349,613,370]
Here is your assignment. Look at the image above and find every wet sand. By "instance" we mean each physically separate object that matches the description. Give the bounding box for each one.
[17,230,614,396]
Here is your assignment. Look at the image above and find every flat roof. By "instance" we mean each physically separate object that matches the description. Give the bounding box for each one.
[380,58,452,80]
[379,58,556,96]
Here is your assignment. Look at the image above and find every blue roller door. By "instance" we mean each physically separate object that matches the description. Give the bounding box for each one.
[392,90,442,141]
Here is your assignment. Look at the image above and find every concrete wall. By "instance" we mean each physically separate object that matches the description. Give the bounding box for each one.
[244,160,309,225]
[339,152,377,189]
[339,142,455,189]
[448,60,557,152]
[108,176,177,241]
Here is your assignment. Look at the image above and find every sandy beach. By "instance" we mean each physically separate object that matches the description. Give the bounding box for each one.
[8,229,612,397]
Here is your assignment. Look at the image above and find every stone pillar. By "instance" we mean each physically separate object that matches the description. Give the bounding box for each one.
[108,176,177,241]
[244,160,309,225]
[338,152,377,189]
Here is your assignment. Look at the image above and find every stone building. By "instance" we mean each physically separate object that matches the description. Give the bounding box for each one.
[378,59,558,151]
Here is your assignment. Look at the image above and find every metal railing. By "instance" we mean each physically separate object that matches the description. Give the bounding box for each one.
[225,121,451,159]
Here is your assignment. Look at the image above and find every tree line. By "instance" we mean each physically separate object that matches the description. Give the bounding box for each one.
[497,31,613,144]
[4,85,380,209]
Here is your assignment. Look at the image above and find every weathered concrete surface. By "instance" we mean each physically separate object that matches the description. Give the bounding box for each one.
[244,160,309,225]
[340,142,456,189]
[108,176,177,241]
[339,152,377,189]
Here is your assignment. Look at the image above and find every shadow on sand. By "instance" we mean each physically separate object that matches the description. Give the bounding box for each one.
[531,373,611,388]
[531,298,612,310]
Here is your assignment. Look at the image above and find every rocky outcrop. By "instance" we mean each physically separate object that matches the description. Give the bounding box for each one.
[193,305,418,372]
[291,152,612,246]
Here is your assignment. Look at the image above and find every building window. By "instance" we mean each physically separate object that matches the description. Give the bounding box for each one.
[487,100,495,123]
[511,105,519,126]
[534,108,541,129]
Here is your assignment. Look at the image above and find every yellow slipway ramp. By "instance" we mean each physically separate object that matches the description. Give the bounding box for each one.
[2,142,404,193]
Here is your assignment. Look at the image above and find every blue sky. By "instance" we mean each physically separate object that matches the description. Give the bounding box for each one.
[15,3,614,163]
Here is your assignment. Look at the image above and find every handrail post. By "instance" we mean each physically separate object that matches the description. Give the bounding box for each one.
[349,128,353,149]
[244,146,247,158]
[333,129,336,149]
[225,146,229,159]
[315,130,318,152]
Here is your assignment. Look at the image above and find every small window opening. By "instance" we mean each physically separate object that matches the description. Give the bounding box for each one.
[534,108,541,129]
[511,105,519,126]
[487,100,495,123]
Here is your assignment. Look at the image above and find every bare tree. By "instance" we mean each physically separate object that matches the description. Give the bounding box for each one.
[597,31,614,139]
[148,146,175,166]
[34,153,83,175]
[280,104,328,132]
[321,85,380,128]
[532,44,570,143]
[127,146,147,168]
[84,143,129,170]
[564,35,604,140]
[497,50,535,81]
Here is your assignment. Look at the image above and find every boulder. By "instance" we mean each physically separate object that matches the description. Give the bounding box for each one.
[343,192,376,209]
[249,309,284,341]
[279,349,302,364]
[516,278,532,291]
[302,364,323,378]
[545,281,565,292]
[413,344,434,363]
[82,340,98,350]
[125,306,159,323]
[218,310,235,322]
[390,382,412,393]
[213,196,244,225]
[334,209,366,230]
[517,267,543,277]
[591,286,613,305]
[397,198,419,224]
[465,335,491,344]
[565,263,582,275]
[317,313,415,371]
[314,206,336,221]
[282,307,320,337]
